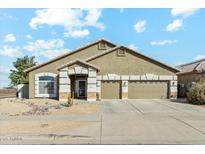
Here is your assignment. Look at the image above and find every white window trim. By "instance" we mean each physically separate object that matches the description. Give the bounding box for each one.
[35,73,57,98]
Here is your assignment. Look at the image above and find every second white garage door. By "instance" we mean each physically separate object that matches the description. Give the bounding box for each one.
[101,81,121,99]
[128,81,169,99]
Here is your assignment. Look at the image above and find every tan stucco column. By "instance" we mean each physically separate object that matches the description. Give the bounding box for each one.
[59,68,71,102]
[96,80,101,100]
[121,80,128,99]
[87,68,97,101]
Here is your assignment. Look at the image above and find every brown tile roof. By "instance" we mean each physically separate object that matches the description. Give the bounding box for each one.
[177,58,205,75]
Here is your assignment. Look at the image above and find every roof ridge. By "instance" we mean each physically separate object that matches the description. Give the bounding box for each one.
[123,45,179,72]
[24,39,116,72]
[86,46,120,62]
[86,45,179,72]
[177,58,205,67]
[57,59,99,70]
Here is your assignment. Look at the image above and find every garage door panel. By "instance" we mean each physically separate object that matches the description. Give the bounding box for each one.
[101,81,121,99]
[128,81,168,99]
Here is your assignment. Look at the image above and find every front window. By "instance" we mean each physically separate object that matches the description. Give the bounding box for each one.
[39,76,54,94]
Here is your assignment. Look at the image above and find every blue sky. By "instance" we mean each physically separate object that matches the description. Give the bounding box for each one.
[0,8,204,87]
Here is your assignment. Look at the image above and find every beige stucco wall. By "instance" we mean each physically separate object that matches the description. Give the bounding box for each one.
[88,49,176,76]
[28,44,178,99]
[28,43,114,98]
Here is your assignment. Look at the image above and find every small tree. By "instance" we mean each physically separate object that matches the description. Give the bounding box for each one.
[9,56,37,86]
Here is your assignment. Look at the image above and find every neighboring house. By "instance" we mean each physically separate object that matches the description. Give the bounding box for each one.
[177,58,205,97]
[24,39,179,101]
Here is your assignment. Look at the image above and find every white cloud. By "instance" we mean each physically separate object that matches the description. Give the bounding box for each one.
[193,55,205,61]
[134,20,146,33]
[29,8,104,38]
[151,40,177,46]
[0,45,22,57]
[24,39,70,59]
[166,19,183,32]
[166,9,199,33]
[24,39,64,51]
[171,8,199,18]
[128,44,138,50]
[84,9,105,30]
[25,34,32,39]
[29,9,82,29]
[64,29,90,38]
[4,34,16,42]
[39,49,69,59]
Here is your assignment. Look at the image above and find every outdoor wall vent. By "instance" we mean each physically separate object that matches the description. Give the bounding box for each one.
[117,48,126,56]
[98,42,107,50]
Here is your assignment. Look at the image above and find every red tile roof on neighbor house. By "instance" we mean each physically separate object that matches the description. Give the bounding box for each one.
[177,58,205,75]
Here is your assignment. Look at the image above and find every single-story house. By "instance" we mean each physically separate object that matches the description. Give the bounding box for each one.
[177,58,205,97]
[24,39,179,101]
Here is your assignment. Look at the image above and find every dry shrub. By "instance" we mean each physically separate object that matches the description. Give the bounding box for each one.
[67,93,73,107]
[187,78,205,105]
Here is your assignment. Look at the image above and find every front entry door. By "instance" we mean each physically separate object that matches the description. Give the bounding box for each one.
[76,80,86,98]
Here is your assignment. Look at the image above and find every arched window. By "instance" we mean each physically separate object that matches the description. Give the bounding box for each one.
[35,73,57,98]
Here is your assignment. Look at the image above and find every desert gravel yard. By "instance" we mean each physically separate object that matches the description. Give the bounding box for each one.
[1,98,205,144]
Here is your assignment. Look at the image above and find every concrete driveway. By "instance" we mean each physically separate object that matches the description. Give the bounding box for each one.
[1,99,205,144]
[100,99,205,144]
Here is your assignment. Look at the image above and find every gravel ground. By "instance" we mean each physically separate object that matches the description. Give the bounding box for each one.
[0,98,100,137]
[0,98,100,116]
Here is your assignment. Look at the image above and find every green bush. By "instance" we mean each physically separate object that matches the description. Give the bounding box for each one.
[187,78,205,105]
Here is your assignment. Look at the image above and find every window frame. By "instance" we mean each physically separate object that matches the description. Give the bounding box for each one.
[35,73,57,98]
[39,76,55,95]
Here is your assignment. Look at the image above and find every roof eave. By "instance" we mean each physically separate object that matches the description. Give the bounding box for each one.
[57,59,100,71]
[24,39,116,73]
[123,46,180,73]
[177,70,201,75]
[87,45,179,73]
[177,58,205,68]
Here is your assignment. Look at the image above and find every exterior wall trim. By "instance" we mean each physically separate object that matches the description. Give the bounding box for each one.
[97,73,178,100]
[98,74,177,81]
